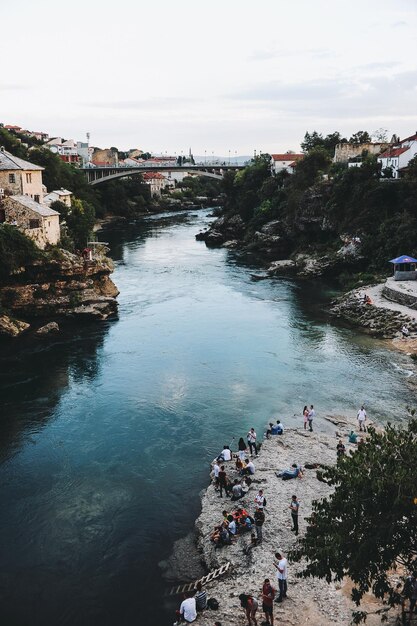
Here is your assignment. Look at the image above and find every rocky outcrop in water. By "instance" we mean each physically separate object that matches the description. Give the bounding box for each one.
[0,249,119,337]
[330,287,417,338]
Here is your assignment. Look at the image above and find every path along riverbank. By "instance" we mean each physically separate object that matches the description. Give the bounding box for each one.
[164,415,403,626]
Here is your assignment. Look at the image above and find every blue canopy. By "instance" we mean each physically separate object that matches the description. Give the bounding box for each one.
[389,255,417,264]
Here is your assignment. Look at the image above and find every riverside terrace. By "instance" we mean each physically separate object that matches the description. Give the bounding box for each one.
[80,164,245,185]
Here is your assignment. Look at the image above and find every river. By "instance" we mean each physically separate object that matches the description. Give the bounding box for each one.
[0,209,414,626]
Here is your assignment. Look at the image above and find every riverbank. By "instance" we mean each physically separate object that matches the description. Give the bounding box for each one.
[166,416,402,626]
[0,248,119,337]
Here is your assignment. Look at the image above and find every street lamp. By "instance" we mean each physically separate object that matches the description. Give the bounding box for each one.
[205,150,207,164]
[228,149,231,165]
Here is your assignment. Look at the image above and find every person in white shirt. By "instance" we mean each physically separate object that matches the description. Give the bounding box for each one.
[255,489,266,509]
[247,428,257,456]
[357,406,367,432]
[307,405,315,432]
[227,515,237,535]
[217,445,232,462]
[273,551,288,602]
[179,592,197,623]
[213,461,220,490]
[244,460,255,475]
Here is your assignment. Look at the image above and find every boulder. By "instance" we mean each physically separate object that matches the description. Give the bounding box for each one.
[0,315,30,337]
[35,322,60,336]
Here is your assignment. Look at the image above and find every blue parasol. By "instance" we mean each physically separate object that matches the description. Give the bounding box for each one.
[389,255,417,264]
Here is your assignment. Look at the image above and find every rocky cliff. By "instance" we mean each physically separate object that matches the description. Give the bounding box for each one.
[0,249,119,337]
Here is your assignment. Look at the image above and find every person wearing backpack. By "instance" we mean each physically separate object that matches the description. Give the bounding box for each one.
[254,489,266,509]
[254,506,265,544]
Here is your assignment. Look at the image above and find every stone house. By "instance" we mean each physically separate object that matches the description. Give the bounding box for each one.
[43,188,72,208]
[0,148,44,202]
[0,195,60,249]
[270,153,304,174]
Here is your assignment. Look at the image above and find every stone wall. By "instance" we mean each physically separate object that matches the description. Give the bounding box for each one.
[333,142,390,163]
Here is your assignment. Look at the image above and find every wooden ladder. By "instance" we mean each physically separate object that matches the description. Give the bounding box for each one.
[167,562,231,596]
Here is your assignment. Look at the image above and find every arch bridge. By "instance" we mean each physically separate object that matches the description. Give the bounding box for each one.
[81,164,244,185]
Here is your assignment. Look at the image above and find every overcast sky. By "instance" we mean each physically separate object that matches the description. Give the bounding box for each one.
[2,0,417,154]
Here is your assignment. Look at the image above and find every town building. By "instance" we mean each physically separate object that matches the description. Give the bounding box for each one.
[0,195,60,249]
[270,153,304,174]
[378,132,417,178]
[77,141,93,167]
[43,188,72,208]
[143,171,166,196]
[45,138,79,164]
[0,148,44,202]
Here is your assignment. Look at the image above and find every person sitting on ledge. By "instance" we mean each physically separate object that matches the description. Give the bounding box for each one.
[217,445,232,462]
[241,459,255,476]
[211,521,231,547]
[271,420,284,435]
[348,430,358,444]
[266,422,274,439]
[276,463,303,480]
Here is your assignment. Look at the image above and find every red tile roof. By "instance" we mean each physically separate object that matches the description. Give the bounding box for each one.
[379,146,409,158]
[143,172,165,180]
[400,132,417,144]
[271,153,304,161]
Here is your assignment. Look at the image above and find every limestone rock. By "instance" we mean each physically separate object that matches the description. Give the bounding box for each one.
[0,315,30,337]
[35,322,60,335]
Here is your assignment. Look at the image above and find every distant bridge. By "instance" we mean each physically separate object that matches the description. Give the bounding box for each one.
[81,164,245,185]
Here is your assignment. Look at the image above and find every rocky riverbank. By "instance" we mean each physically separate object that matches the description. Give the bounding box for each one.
[330,283,417,339]
[164,416,402,626]
[0,248,119,337]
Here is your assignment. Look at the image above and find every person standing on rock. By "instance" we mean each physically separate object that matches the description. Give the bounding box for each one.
[289,495,299,535]
[247,428,257,456]
[213,460,220,490]
[303,405,309,430]
[273,551,288,602]
[239,593,258,626]
[218,465,231,498]
[238,437,248,460]
[255,489,266,509]
[261,578,275,625]
[254,506,265,544]
[194,581,207,611]
[357,405,367,432]
[307,405,315,432]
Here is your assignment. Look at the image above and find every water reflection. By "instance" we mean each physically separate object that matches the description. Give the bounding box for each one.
[0,325,109,462]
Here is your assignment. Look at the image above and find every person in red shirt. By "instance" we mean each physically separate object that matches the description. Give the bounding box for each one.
[261,578,275,625]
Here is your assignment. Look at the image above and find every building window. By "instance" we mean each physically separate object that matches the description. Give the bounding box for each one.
[26,173,32,183]
[34,195,40,203]
[29,219,40,229]
[9,173,15,183]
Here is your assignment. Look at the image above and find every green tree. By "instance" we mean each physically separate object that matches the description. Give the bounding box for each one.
[301,131,347,157]
[66,199,95,249]
[349,130,372,145]
[290,419,417,622]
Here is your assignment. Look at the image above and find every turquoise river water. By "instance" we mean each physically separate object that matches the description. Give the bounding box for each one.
[0,209,415,626]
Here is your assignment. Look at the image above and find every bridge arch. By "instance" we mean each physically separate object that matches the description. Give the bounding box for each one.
[85,168,225,186]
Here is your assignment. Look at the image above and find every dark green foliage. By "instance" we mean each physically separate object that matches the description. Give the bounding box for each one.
[0,225,41,281]
[289,420,417,621]
[221,154,271,221]
[66,199,96,249]
[301,131,347,157]
[95,176,151,217]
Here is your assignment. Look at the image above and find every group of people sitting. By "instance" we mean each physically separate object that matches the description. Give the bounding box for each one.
[210,506,255,547]
[266,420,284,438]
